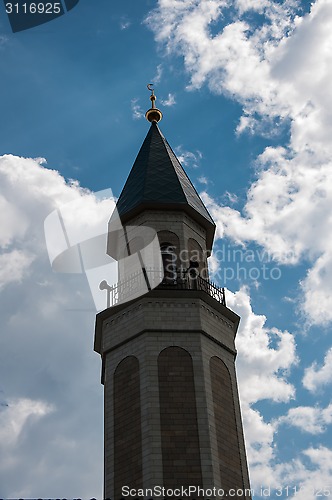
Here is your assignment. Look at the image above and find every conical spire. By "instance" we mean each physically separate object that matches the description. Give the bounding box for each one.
[114,88,216,252]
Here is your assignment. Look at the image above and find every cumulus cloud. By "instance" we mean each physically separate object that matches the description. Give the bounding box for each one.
[278,403,332,434]
[161,92,176,107]
[198,175,208,185]
[201,145,332,325]
[152,64,163,84]
[0,398,54,449]
[0,154,116,497]
[222,285,332,492]
[303,347,332,392]
[131,98,144,120]
[300,252,332,326]
[0,249,35,288]
[119,18,131,30]
[3,0,331,493]
[230,287,297,405]
[144,1,332,492]
[147,0,332,327]
[244,444,332,496]
[225,287,297,484]
[145,0,299,112]
[0,153,313,496]
[175,146,203,168]
[146,0,332,141]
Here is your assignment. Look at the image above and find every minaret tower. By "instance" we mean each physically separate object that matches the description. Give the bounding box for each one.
[95,88,251,499]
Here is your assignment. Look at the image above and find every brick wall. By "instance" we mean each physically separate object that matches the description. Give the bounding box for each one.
[210,356,245,498]
[114,356,143,498]
[158,346,203,491]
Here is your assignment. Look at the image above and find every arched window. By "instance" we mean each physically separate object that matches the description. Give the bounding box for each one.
[160,243,177,282]
[188,238,208,279]
[158,231,180,283]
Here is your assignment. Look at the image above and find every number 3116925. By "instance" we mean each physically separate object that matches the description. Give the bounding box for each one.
[6,3,62,14]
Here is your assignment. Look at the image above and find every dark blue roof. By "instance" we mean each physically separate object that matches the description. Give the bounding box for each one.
[116,121,215,250]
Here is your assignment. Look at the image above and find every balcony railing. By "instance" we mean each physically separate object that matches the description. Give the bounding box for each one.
[100,268,226,309]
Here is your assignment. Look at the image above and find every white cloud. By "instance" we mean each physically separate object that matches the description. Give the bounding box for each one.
[278,403,332,434]
[0,35,8,47]
[0,153,310,497]
[145,0,299,110]
[152,64,163,84]
[161,92,176,106]
[242,405,275,476]
[200,144,332,325]
[246,445,332,496]
[0,194,29,248]
[0,154,115,497]
[145,1,332,489]
[303,347,332,392]
[120,19,131,30]
[229,288,297,406]
[224,289,331,493]
[147,0,332,327]
[131,98,144,120]
[224,191,238,204]
[0,250,35,288]
[201,147,332,263]
[198,175,208,185]
[0,398,54,449]
[225,288,297,485]
[175,146,203,168]
[271,446,332,498]
[300,252,332,326]
[2,153,330,496]
[208,251,221,277]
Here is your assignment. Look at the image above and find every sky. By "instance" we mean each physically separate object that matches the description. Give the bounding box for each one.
[0,0,332,498]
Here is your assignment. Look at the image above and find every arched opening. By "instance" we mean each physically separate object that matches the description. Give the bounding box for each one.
[188,238,208,279]
[158,231,180,283]
[158,347,203,488]
[114,356,142,496]
[160,243,177,282]
[210,356,245,496]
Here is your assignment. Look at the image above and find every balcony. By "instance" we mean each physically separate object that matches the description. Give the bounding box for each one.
[100,268,226,309]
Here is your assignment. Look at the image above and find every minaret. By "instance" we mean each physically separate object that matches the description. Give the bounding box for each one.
[94,88,251,499]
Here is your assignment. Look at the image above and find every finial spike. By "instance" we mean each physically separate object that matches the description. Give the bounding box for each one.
[147,83,156,109]
[145,83,162,123]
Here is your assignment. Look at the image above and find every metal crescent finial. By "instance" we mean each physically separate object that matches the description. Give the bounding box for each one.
[145,83,162,123]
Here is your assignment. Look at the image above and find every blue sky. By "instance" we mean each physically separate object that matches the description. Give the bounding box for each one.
[1,0,332,498]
